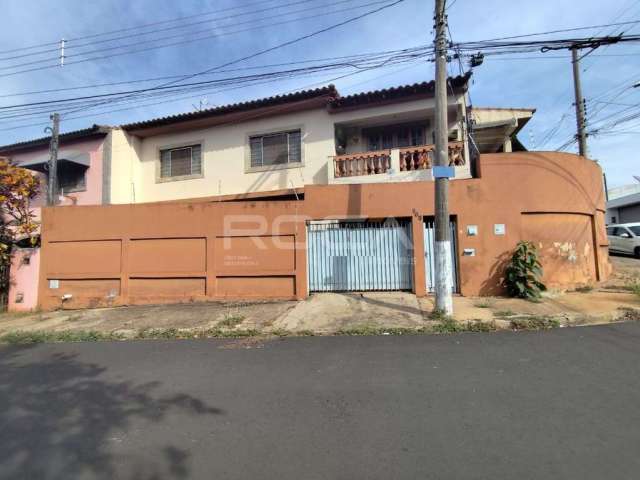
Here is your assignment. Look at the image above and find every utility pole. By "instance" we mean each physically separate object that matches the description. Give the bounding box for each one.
[433,0,453,315]
[46,113,60,206]
[571,48,588,157]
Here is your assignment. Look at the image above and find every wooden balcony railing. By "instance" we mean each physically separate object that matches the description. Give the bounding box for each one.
[333,141,465,178]
[333,149,391,178]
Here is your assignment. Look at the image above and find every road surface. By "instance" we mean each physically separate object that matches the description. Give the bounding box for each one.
[1,323,639,479]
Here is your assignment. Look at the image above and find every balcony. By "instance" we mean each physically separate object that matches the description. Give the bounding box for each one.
[331,141,468,183]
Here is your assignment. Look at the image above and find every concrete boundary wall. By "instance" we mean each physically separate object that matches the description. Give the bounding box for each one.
[37,152,610,310]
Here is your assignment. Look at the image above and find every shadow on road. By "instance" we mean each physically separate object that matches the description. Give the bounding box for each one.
[0,346,223,480]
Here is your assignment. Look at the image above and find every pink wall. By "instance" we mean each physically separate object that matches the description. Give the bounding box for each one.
[6,136,106,311]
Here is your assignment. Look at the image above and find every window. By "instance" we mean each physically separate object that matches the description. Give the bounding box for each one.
[629,226,640,236]
[55,162,86,193]
[606,227,616,236]
[160,144,202,179]
[249,130,301,168]
[365,123,426,151]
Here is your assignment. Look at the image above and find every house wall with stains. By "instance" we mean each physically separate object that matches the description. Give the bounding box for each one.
[35,151,609,311]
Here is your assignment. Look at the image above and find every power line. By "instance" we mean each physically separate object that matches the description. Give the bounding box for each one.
[61,0,406,117]
[0,0,389,76]
[0,0,297,55]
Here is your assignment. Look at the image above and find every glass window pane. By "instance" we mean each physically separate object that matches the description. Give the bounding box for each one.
[288,130,301,163]
[250,137,263,167]
[191,145,202,175]
[170,147,192,177]
[160,149,172,178]
[262,133,288,165]
[629,226,640,236]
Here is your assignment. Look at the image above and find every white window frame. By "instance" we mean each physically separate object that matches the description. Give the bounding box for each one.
[245,126,304,173]
[156,141,204,183]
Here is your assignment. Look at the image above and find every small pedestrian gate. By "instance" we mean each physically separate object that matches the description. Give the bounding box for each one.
[424,218,459,293]
[307,220,414,292]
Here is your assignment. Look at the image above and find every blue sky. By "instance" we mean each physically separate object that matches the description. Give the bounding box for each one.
[0,0,638,187]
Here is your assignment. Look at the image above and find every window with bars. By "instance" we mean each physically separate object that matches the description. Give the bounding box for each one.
[159,144,202,179]
[249,130,301,168]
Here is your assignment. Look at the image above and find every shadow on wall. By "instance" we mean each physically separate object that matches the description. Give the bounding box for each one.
[0,347,223,480]
[479,250,511,296]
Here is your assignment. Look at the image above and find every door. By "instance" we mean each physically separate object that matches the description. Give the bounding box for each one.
[423,218,459,293]
[307,220,414,292]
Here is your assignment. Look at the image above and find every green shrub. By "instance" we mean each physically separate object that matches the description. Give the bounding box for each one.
[503,241,546,300]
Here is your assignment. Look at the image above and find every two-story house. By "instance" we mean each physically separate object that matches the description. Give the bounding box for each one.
[1,75,609,311]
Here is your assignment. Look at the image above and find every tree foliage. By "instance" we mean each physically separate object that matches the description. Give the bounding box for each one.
[0,157,40,266]
[503,241,547,300]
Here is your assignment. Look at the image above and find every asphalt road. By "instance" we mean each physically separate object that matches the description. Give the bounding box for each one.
[1,323,639,480]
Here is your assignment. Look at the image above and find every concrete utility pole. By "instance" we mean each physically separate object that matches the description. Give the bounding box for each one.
[433,0,454,315]
[571,48,588,158]
[46,113,60,206]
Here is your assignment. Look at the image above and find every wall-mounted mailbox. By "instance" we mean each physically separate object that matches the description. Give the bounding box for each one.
[467,225,478,236]
[494,224,506,236]
[463,248,476,256]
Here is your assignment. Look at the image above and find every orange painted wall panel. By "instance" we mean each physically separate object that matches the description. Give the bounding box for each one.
[215,236,295,274]
[47,240,121,276]
[216,276,296,298]
[128,238,206,274]
[128,278,206,297]
[522,213,597,288]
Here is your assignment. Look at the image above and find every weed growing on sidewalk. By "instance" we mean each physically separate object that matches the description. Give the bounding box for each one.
[1,330,125,344]
[473,298,495,308]
[509,316,560,330]
[219,312,245,328]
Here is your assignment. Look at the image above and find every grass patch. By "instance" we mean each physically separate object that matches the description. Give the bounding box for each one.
[465,320,498,332]
[473,298,495,309]
[628,280,640,299]
[218,312,245,328]
[0,330,124,345]
[335,325,428,336]
[509,316,560,330]
[432,318,498,334]
[494,309,515,318]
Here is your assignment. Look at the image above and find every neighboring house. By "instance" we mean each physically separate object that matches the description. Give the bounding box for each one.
[0,125,110,311]
[469,107,534,153]
[607,192,640,224]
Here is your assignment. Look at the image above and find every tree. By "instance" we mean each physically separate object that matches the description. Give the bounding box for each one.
[0,157,40,267]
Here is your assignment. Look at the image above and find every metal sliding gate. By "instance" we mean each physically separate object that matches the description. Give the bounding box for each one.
[307,220,414,292]
[424,218,459,293]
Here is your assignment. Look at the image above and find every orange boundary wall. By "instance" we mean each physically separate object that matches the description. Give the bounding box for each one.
[37,152,610,310]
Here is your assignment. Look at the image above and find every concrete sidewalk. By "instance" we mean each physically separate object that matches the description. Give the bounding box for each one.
[0,288,637,337]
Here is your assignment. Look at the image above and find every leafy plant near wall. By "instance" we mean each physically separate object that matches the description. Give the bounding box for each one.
[503,241,546,300]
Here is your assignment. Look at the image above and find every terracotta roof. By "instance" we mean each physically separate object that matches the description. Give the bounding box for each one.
[0,125,110,154]
[122,85,338,133]
[328,73,472,111]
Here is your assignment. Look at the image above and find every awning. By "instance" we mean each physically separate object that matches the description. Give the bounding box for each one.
[19,150,91,173]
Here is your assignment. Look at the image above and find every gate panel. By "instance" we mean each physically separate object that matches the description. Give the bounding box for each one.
[424,218,459,293]
[308,221,413,292]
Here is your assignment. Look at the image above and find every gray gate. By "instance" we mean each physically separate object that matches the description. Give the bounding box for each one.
[424,218,459,293]
[307,220,414,292]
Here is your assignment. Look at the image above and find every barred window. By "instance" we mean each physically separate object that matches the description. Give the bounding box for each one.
[249,130,301,168]
[160,144,202,178]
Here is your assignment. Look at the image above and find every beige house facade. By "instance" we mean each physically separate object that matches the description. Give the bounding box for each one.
[104,75,504,204]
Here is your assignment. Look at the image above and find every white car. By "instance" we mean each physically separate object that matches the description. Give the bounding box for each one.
[607,223,640,258]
